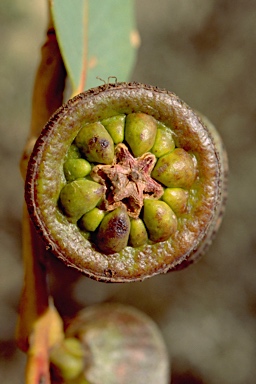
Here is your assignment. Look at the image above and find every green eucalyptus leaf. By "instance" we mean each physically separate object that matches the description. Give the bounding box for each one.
[86,0,137,89]
[51,0,87,93]
[51,0,138,93]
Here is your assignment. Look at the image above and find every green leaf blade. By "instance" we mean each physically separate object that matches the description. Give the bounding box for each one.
[51,0,87,93]
[86,0,138,89]
[51,0,138,93]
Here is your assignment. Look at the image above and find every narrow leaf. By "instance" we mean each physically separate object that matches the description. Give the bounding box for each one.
[51,0,87,93]
[86,0,138,89]
[25,304,64,384]
[51,0,138,94]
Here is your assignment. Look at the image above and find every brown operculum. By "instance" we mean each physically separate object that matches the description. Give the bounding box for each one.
[90,143,164,218]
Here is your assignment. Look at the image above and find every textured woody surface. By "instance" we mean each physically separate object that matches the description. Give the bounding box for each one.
[1,1,256,383]
[25,82,222,282]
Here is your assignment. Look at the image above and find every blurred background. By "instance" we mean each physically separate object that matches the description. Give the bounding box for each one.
[1,0,256,383]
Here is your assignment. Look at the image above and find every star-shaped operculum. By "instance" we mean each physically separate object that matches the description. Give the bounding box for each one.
[90,143,164,218]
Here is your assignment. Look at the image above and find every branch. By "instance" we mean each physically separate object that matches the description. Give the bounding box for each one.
[17,6,67,383]
[20,12,66,179]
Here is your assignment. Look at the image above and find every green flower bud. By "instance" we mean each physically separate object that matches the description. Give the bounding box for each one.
[75,122,114,164]
[129,218,148,247]
[59,179,104,221]
[80,207,105,232]
[162,187,189,214]
[143,199,177,242]
[151,123,175,157]
[96,206,130,254]
[50,337,84,381]
[66,143,81,159]
[125,113,157,157]
[64,158,91,182]
[152,148,196,189]
[101,114,125,144]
